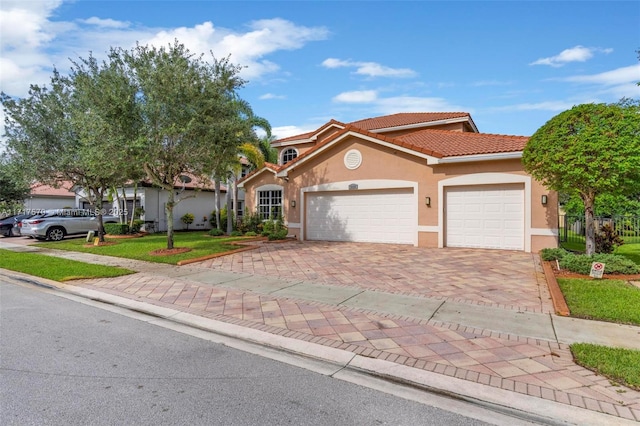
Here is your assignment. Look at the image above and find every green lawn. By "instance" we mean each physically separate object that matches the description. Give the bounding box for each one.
[557,278,640,326]
[0,249,134,281]
[615,243,640,265]
[35,232,251,264]
[571,343,640,390]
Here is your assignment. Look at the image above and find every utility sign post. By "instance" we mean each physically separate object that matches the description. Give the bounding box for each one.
[590,262,605,279]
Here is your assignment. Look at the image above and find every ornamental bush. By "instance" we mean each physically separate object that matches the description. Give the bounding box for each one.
[104,223,129,235]
[540,247,569,261]
[208,228,225,236]
[559,253,640,275]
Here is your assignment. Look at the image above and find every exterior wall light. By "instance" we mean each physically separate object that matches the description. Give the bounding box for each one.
[541,195,548,205]
[425,196,431,207]
[291,200,296,208]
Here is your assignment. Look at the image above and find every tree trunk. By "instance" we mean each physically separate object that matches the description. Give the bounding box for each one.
[232,173,239,229]
[583,193,596,255]
[214,179,221,229]
[94,188,106,243]
[166,190,175,250]
[129,183,138,230]
[226,181,233,235]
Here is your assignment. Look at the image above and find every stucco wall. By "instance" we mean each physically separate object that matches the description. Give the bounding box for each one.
[244,134,558,252]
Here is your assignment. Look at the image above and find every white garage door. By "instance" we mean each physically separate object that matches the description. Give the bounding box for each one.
[306,188,415,244]
[445,184,524,250]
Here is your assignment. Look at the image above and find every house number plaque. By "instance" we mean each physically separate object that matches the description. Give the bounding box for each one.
[349,184,358,190]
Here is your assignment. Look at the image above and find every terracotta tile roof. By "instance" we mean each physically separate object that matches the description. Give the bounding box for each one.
[395,129,528,157]
[273,113,472,144]
[30,182,76,197]
[274,119,346,144]
[347,112,471,131]
[237,162,281,185]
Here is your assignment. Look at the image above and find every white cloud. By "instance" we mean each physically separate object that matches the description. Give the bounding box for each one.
[331,89,464,114]
[272,125,316,139]
[0,4,329,97]
[374,96,464,114]
[322,57,417,78]
[259,93,286,100]
[530,45,613,67]
[146,19,329,80]
[561,64,640,86]
[332,90,378,103]
[79,17,130,29]
[500,101,577,112]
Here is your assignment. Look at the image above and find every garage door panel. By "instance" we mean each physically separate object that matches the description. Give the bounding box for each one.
[446,184,524,251]
[306,189,415,245]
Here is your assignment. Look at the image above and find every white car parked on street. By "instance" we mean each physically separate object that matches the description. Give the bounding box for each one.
[21,209,119,241]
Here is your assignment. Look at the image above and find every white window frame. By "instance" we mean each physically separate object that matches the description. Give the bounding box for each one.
[281,148,298,165]
[256,184,283,220]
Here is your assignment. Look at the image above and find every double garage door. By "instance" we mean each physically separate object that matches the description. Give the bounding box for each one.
[305,184,525,250]
[306,188,415,244]
[445,184,525,250]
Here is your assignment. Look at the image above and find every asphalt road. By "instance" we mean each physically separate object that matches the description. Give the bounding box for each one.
[0,278,534,425]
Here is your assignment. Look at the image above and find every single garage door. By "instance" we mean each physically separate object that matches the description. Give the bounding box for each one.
[306,188,415,244]
[445,184,524,250]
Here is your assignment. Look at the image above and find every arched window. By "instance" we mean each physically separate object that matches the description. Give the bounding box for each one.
[281,148,298,164]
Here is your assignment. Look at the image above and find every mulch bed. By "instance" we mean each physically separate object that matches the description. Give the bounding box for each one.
[149,247,192,256]
[549,262,640,281]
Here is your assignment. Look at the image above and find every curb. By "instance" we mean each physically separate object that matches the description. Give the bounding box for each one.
[542,260,570,316]
[3,269,636,425]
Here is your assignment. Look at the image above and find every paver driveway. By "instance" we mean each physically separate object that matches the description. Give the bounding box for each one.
[197,241,553,314]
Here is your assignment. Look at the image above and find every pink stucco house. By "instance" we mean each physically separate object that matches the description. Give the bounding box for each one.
[239,112,558,252]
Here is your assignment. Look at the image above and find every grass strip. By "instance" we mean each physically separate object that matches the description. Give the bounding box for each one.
[35,232,247,265]
[0,249,134,281]
[615,243,640,266]
[557,278,640,326]
[571,343,640,391]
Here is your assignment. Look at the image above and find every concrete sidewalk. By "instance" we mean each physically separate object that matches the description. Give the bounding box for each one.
[2,240,639,424]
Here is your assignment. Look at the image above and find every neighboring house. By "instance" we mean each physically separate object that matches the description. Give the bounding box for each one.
[239,112,558,252]
[75,178,236,232]
[25,183,78,212]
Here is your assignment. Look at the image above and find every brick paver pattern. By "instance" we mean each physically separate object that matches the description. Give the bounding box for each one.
[73,243,640,421]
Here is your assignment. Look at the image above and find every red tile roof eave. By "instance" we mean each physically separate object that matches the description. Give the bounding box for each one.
[237,162,281,186]
[276,126,446,177]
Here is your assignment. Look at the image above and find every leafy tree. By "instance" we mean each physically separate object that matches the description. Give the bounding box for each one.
[0,154,30,215]
[117,41,258,249]
[1,52,142,242]
[258,135,279,164]
[523,102,640,254]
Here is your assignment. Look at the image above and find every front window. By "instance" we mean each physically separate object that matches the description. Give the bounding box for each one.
[281,148,298,164]
[258,190,282,220]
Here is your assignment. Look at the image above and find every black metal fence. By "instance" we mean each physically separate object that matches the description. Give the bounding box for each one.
[559,215,640,245]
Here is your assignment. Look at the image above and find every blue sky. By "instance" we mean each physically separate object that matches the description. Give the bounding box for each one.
[1,1,639,139]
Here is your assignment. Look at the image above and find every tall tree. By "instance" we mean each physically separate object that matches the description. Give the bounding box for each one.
[118,41,254,249]
[0,154,30,215]
[523,101,640,254]
[1,57,141,241]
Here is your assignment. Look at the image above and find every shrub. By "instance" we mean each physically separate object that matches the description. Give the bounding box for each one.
[261,219,275,237]
[130,219,144,234]
[595,223,624,254]
[230,230,243,237]
[209,228,225,236]
[240,211,263,234]
[210,207,237,231]
[180,213,195,230]
[559,253,640,275]
[105,223,129,235]
[244,231,257,237]
[540,247,569,261]
[268,228,288,241]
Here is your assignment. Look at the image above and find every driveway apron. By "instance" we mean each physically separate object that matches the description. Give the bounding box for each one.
[196,241,553,314]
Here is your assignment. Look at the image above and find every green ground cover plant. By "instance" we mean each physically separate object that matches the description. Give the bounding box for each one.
[541,248,640,274]
[571,343,640,390]
[36,232,249,265]
[0,249,133,281]
[557,278,640,326]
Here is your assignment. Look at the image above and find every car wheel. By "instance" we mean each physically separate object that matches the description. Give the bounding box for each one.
[46,227,65,241]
